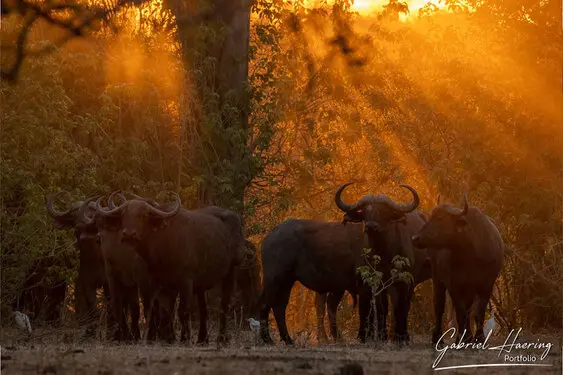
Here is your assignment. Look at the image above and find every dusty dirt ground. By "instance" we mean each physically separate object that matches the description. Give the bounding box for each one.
[1,328,561,375]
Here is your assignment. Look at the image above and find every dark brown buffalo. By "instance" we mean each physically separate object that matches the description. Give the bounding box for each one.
[335,183,426,344]
[94,195,245,344]
[412,195,504,344]
[259,219,373,345]
[78,194,160,342]
[46,193,112,335]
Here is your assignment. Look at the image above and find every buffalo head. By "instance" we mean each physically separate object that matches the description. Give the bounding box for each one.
[92,192,181,245]
[335,183,420,235]
[46,192,100,242]
[411,194,469,249]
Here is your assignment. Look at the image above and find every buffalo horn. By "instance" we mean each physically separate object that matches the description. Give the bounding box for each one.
[126,192,159,207]
[335,183,357,212]
[146,192,181,218]
[95,195,126,217]
[108,190,127,209]
[45,192,74,218]
[458,193,469,216]
[383,185,420,213]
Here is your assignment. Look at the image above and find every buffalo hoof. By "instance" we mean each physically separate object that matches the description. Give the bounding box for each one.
[318,334,329,344]
[196,337,209,346]
[261,332,275,345]
[377,331,388,343]
[473,331,485,344]
[83,325,96,339]
[217,333,231,345]
[334,336,346,345]
[432,329,444,346]
[180,332,191,344]
[163,335,175,344]
[131,332,141,342]
[197,330,209,345]
[393,333,410,346]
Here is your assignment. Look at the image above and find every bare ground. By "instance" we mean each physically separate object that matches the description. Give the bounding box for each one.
[1,328,561,375]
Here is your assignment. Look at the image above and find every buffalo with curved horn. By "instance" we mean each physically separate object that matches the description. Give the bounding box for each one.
[78,192,162,342]
[412,194,504,344]
[45,192,113,336]
[92,193,245,344]
[259,217,370,345]
[334,183,428,344]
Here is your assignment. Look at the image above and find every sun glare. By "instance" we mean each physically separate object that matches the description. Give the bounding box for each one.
[304,0,447,20]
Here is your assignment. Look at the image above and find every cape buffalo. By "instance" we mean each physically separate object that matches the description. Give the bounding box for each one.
[78,193,161,342]
[46,193,113,335]
[259,219,373,345]
[411,195,504,344]
[94,194,245,344]
[335,183,426,344]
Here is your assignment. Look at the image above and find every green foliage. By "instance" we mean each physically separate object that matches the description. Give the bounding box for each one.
[356,248,413,294]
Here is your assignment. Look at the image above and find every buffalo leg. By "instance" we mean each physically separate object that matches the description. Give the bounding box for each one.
[77,276,98,337]
[109,280,125,342]
[259,296,274,345]
[126,287,141,341]
[432,278,447,345]
[474,284,494,343]
[314,293,328,343]
[179,292,192,344]
[218,269,234,343]
[196,291,209,344]
[139,280,158,342]
[103,282,116,339]
[157,292,176,343]
[271,284,293,345]
[358,290,372,343]
[375,289,388,342]
[327,291,344,341]
[148,300,160,342]
[451,290,472,343]
[392,283,412,345]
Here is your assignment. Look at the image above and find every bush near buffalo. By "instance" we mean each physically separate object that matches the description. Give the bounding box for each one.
[1,0,561,343]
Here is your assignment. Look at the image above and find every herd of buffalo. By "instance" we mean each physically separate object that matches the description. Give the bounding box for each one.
[14,183,504,346]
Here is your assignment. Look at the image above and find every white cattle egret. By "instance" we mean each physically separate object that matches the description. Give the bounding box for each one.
[484,311,495,337]
[13,311,32,334]
[247,317,260,332]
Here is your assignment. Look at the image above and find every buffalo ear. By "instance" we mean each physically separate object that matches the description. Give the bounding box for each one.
[455,216,468,229]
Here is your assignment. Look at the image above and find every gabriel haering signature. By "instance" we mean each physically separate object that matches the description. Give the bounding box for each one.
[433,327,554,371]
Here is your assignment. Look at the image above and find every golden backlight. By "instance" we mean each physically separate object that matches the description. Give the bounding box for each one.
[305,0,446,19]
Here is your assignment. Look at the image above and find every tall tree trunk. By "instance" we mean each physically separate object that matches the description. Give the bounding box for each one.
[166,0,252,213]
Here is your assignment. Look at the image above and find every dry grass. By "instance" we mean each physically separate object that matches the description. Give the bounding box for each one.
[1,327,561,374]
